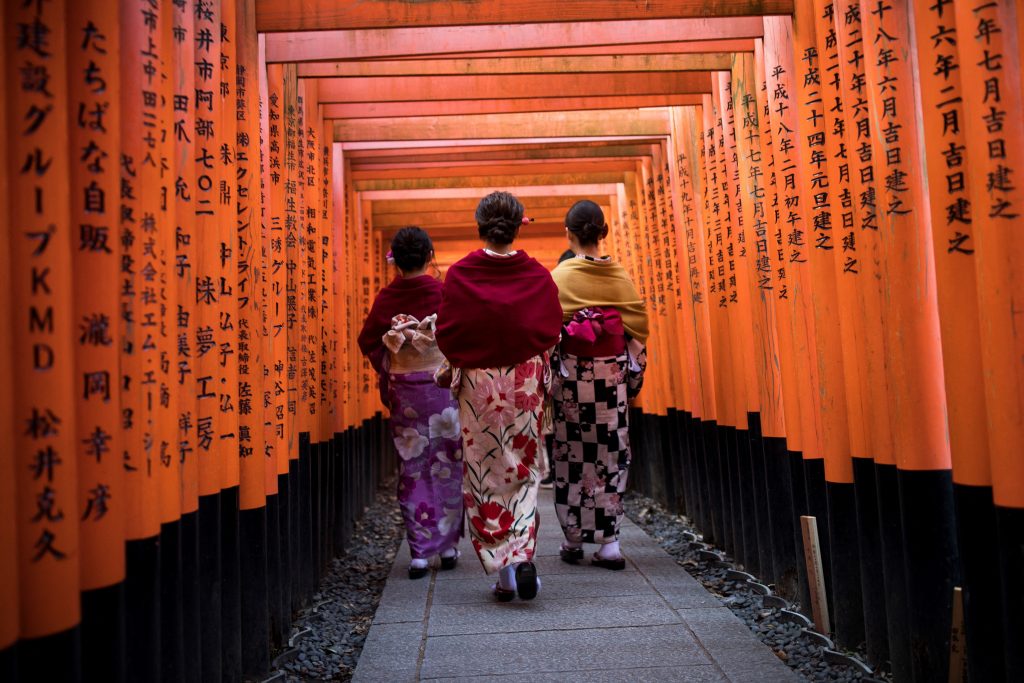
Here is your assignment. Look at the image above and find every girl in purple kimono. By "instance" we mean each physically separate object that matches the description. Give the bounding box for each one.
[358,227,463,579]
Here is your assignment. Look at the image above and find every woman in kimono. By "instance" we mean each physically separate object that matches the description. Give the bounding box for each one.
[358,227,463,580]
[435,191,563,601]
[550,200,649,570]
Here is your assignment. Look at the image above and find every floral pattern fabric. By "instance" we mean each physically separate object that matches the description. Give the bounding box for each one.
[552,350,644,545]
[456,354,550,574]
[388,371,464,559]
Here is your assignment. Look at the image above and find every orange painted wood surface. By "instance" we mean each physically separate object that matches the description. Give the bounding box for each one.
[237,0,267,510]
[256,0,793,32]
[793,0,853,484]
[315,73,713,104]
[954,0,1024,504]
[833,0,893,466]
[321,96,705,120]
[420,39,757,60]
[861,0,951,472]
[120,0,163,538]
[913,0,990,487]
[300,54,733,78]
[220,0,242,489]
[174,0,201,514]
[764,15,821,458]
[732,53,786,439]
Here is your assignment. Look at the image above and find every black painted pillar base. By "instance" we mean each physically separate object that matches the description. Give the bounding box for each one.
[803,458,832,617]
[288,456,301,613]
[240,504,270,678]
[180,509,202,683]
[897,468,958,682]
[995,504,1024,679]
[702,420,723,546]
[265,491,286,648]
[747,413,771,582]
[875,463,911,682]
[81,581,125,682]
[0,643,17,683]
[278,472,294,626]
[18,627,80,683]
[159,519,184,682]
[763,437,798,599]
[125,534,160,682]
[198,492,223,682]
[789,451,811,613]
[221,486,243,683]
[952,484,1005,682]
[736,421,759,576]
[298,433,314,605]
[719,425,737,557]
[851,457,889,667]
[825,481,864,648]
[660,412,679,513]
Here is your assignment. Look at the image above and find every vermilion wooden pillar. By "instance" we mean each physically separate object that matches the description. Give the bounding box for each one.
[119,2,170,679]
[763,18,821,614]
[794,0,862,647]
[954,0,1024,677]
[912,1,1004,678]
[191,0,225,677]
[217,4,244,680]
[265,60,293,642]
[7,0,82,676]
[172,2,202,679]
[862,1,959,679]
[0,7,20,680]
[235,0,270,675]
[66,1,126,680]
[731,52,790,588]
[832,0,893,666]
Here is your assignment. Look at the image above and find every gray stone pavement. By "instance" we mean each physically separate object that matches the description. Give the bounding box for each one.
[353,489,799,682]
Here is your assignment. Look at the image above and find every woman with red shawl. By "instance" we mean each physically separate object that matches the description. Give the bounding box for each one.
[358,227,463,580]
[436,191,563,601]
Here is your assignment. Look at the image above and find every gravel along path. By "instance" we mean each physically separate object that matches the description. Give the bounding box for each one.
[623,493,890,683]
[274,483,404,682]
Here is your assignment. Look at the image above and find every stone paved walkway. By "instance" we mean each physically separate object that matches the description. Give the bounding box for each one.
[353,489,799,682]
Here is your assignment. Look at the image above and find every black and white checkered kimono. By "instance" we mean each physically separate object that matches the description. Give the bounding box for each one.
[551,346,646,544]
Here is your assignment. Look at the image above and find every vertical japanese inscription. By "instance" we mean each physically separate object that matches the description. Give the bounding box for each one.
[235,0,265,509]
[173,0,199,513]
[193,0,222,495]
[7,0,81,637]
[69,0,125,589]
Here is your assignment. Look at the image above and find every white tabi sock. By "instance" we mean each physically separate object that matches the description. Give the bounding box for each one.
[498,564,517,591]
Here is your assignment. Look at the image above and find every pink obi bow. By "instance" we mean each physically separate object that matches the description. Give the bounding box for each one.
[564,307,624,343]
[382,313,438,354]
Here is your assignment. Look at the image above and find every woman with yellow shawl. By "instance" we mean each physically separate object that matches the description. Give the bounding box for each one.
[550,200,649,570]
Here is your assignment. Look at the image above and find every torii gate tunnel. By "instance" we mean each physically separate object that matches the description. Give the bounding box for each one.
[1,0,1022,681]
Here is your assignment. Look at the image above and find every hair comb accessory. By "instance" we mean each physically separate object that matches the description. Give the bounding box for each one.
[386,249,395,265]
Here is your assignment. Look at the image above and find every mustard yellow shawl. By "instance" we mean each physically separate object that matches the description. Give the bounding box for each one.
[551,257,649,342]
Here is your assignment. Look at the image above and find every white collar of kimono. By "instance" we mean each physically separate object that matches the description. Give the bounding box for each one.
[483,248,518,258]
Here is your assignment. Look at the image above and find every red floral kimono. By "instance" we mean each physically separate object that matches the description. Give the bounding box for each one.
[454,355,551,573]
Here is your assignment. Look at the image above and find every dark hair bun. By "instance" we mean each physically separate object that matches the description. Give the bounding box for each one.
[390,226,432,272]
[475,191,524,246]
[565,199,608,247]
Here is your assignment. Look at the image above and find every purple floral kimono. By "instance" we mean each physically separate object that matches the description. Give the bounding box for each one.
[382,314,464,559]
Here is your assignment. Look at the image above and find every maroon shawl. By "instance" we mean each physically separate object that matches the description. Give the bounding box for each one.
[436,249,563,369]
[358,275,443,373]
